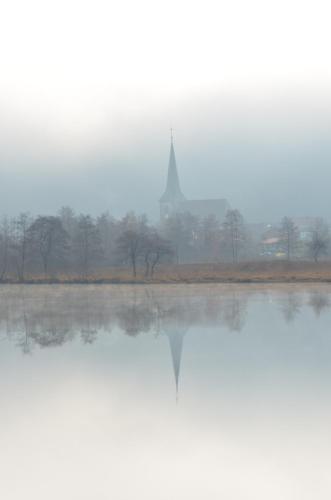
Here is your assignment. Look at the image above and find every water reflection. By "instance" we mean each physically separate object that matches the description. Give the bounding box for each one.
[1,284,331,394]
[309,290,330,317]
[1,285,330,346]
[280,292,303,323]
[1,284,331,500]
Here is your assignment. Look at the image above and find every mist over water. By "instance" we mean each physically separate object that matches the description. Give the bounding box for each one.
[1,284,331,499]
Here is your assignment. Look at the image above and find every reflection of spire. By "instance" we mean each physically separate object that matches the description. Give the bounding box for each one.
[164,328,186,401]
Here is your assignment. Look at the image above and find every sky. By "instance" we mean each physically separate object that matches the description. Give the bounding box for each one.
[1,0,331,222]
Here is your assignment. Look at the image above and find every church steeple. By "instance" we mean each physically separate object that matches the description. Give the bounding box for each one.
[160,133,186,204]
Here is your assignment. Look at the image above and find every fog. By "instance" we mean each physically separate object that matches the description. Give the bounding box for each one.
[1,0,331,222]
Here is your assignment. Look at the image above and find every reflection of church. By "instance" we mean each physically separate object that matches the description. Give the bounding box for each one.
[163,326,186,400]
[3,287,253,401]
[160,134,230,222]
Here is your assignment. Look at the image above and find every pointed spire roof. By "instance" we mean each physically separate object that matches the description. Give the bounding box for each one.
[165,328,186,400]
[160,134,186,203]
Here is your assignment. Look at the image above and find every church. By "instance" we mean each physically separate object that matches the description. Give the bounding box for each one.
[160,135,230,222]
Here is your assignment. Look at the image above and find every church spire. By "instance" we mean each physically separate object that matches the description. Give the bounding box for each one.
[160,132,186,204]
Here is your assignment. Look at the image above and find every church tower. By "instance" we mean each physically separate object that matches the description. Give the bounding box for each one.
[160,132,186,221]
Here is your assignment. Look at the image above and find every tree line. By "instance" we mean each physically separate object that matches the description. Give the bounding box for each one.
[279,216,330,262]
[0,209,173,281]
[0,208,329,281]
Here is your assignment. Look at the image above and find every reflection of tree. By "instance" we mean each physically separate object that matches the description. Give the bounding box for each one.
[1,286,331,354]
[222,294,247,332]
[80,294,98,344]
[116,304,154,336]
[30,327,72,347]
[309,291,330,317]
[280,293,302,323]
[0,286,248,349]
[16,307,32,354]
[81,328,98,344]
[204,295,223,324]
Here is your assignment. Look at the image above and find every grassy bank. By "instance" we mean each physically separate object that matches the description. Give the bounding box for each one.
[2,261,331,284]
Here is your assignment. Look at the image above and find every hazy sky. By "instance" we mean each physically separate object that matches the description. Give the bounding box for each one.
[1,0,331,221]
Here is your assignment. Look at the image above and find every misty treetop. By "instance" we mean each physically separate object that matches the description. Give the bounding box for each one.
[0,208,330,282]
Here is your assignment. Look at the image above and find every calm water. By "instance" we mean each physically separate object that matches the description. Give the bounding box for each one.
[1,284,331,499]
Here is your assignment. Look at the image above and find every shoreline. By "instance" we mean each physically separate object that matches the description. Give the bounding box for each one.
[2,261,331,285]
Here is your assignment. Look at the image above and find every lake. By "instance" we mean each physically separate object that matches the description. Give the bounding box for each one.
[0,284,331,499]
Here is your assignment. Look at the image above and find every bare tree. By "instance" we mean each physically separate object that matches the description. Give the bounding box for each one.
[307,218,329,262]
[116,229,144,277]
[200,214,222,262]
[162,214,182,264]
[0,216,12,281]
[142,232,173,278]
[58,206,77,237]
[116,212,149,277]
[28,216,69,276]
[280,216,299,261]
[97,212,119,265]
[12,213,32,281]
[162,212,200,263]
[74,215,102,279]
[222,209,245,263]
